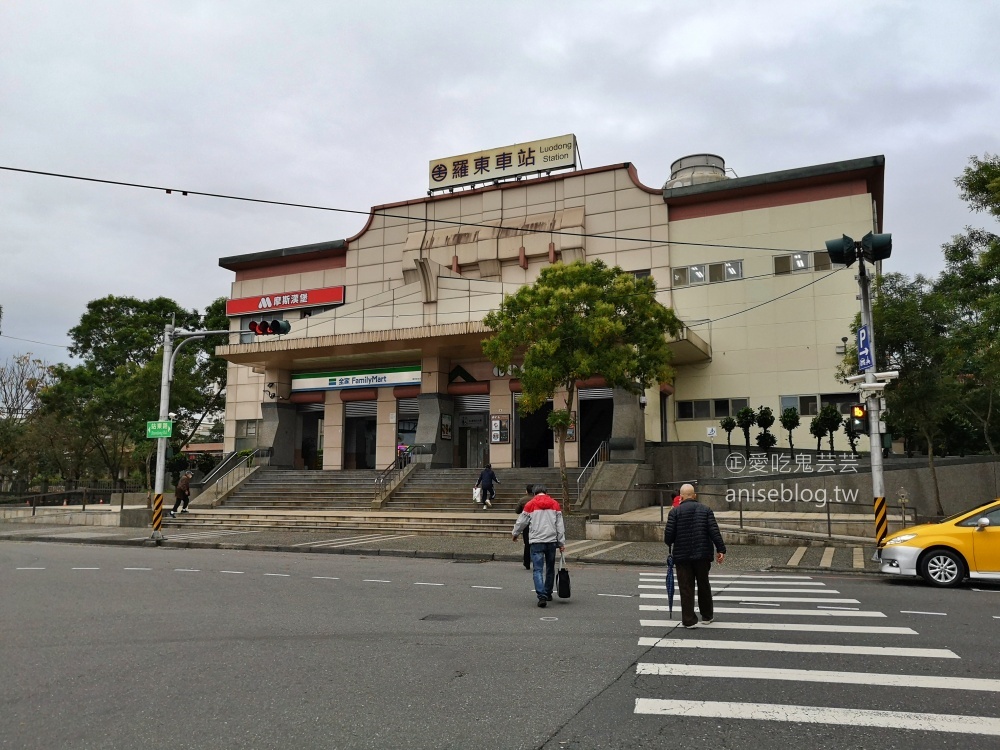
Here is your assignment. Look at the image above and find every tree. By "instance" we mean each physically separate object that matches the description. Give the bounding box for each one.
[0,355,52,486]
[957,153,1000,219]
[482,260,682,505]
[818,404,843,453]
[843,417,861,457]
[735,407,755,459]
[719,416,737,453]
[809,416,826,453]
[755,405,776,457]
[780,407,800,459]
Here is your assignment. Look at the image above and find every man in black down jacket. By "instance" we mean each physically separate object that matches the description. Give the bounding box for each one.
[664,483,727,628]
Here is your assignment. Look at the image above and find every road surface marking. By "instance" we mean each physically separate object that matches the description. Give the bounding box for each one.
[639,586,840,594]
[640,605,885,617]
[293,533,385,547]
[633,700,1000,736]
[414,582,444,586]
[639,573,812,580]
[817,606,859,610]
[264,573,290,577]
[364,579,391,583]
[124,567,152,571]
[640,621,916,634]
[219,570,244,574]
[174,569,200,572]
[304,534,416,549]
[471,585,502,590]
[786,547,808,566]
[598,594,634,598]
[640,594,860,603]
[312,576,339,580]
[638,637,958,659]
[901,610,947,616]
[161,529,265,541]
[583,542,633,558]
[853,547,865,568]
[563,540,609,554]
[72,567,99,570]
[641,579,829,587]
[16,567,45,570]
[637,663,998,690]
[819,548,836,567]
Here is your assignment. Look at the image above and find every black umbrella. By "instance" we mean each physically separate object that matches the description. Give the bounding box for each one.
[666,545,675,620]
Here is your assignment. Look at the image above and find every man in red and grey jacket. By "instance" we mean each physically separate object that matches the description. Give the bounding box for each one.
[512,485,566,608]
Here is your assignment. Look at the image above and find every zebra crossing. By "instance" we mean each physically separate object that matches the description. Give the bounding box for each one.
[632,571,1000,739]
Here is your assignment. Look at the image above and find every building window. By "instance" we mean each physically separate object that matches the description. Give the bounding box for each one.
[676,397,750,420]
[780,395,819,416]
[813,252,832,272]
[633,269,651,279]
[235,419,261,451]
[775,252,830,275]
[672,260,743,287]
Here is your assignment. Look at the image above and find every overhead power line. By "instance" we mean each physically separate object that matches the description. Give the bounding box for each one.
[2,165,825,255]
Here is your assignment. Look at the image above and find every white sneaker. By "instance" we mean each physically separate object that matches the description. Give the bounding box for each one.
[181,508,189,514]
[485,500,492,508]
[701,618,714,625]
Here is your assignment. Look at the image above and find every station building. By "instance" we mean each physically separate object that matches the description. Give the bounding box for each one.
[215,137,885,472]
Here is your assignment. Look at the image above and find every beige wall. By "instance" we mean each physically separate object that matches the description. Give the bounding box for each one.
[225,164,871,459]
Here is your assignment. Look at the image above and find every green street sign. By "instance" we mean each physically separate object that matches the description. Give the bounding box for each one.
[147,420,173,439]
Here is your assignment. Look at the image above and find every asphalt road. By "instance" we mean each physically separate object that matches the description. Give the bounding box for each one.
[2,542,998,749]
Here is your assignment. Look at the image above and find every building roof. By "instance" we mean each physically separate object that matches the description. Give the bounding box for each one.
[219,239,346,272]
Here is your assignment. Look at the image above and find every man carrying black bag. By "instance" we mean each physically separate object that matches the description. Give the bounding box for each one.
[512,485,565,608]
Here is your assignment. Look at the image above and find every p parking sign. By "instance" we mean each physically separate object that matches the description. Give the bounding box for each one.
[147,420,173,439]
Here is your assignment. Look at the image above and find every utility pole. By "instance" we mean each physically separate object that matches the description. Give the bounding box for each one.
[825,232,897,548]
[150,323,231,542]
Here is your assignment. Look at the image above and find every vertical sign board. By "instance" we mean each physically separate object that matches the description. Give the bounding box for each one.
[857,325,873,371]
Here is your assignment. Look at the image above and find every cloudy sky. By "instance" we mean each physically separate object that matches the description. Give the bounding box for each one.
[2,1,998,364]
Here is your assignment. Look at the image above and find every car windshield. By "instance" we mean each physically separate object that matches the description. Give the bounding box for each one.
[937,499,1000,524]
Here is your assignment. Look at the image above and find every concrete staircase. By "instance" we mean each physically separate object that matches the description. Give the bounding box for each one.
[220,469,378,510]
[163,465,580,537]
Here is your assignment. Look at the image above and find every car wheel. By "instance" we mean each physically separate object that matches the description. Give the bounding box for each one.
[919,549,965,588]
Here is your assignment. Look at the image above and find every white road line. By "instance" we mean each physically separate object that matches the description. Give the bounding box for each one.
[633,699,1000,736]
[853,547,865,568]
[972,589,1000,593]
[124,567,152,571]
[638,637,958,659]
[72,567,100,570]
[640,620,917,634]
[414,582,444,586]
[639,580,830,587]
[163,529,265,541]
[786,547,808,566]
[640,594,860,603]
[563,540,610,554]
[638,586,840,594]
[817,606,859,610]
[263,573,290,577]
[292,533,385,547]
[598,593,634,598]
[312,576,339,580]
[364,579,391,583]
[640,605,886,617]
[636,663,1000,691]
[219,570,244,574]
[739,602,780,607]
[472,585,502,590]
[16,567,46,570]
[174,569,200,573]
[582,542,633,558]
[819,547,836,568]
[901,610,947,616]
[639,574,813,580]
[305,534,416,549]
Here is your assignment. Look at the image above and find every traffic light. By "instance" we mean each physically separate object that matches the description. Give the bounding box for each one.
[860,232,892,263]
[825,235,857,267]
[849,403,868,433]
[248,319,291,336]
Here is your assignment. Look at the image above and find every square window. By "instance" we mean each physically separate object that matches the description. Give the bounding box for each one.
[672,267,689,287]
[799,396,819,416]
[693,400,711,419]
[689,265,707,284]
[774,255,791,275]
[792,252,809,271]
[713,399,730,417]
[725,260,743,280]
[780,396,798,413]
[709,263,726,283]
[813,252,832,272]
[731,398,750,413]
[677,401,694,420]
[633,269,651,279]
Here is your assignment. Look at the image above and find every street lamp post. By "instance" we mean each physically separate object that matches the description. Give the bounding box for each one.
[150,323,231,542]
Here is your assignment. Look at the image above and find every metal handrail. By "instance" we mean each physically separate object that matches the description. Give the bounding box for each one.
[209,448,268,504]
[375,449,411,499]
[576,440,609,514]
[198,450,243,487]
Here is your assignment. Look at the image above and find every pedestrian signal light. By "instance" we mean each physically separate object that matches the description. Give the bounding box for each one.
[248,319,291,335]
[849,403,868,433]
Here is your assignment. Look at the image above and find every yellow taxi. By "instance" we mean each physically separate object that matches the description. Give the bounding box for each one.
[878,499,1000,587]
